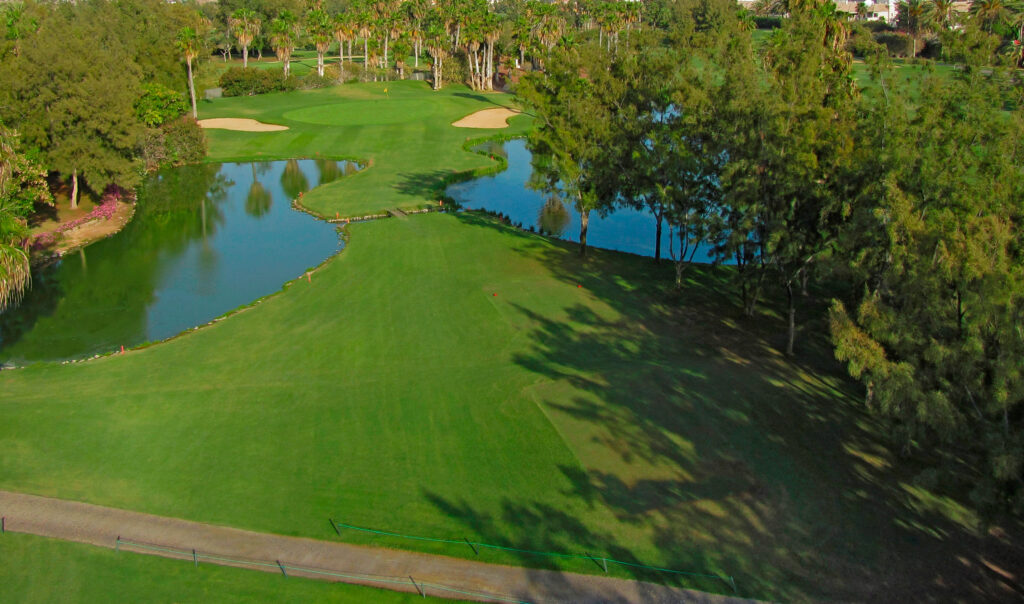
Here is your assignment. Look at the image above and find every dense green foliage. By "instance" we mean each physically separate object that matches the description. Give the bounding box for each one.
[0,124,50,310]
[831,60,1024,511]
[0,0,203,206]
[220,66,300,95]
[517,2,1024,510]
[135,83,189,128]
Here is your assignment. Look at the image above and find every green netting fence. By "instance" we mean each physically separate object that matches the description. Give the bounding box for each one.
[328,518,737,593]
[115,537,530,603]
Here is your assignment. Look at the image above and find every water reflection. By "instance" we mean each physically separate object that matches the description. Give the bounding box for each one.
[281,159,310,199]
[537,197,569,237]
[447,139,716,262]
[246,165,272,218]
[0,159,356,363]
[316,158,343,185]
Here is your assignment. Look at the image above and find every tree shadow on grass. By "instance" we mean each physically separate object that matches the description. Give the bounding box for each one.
[452,92,518,110]
[433,213,1024,602]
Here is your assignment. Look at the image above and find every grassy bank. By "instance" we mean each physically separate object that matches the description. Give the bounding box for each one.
[0,532,452,603]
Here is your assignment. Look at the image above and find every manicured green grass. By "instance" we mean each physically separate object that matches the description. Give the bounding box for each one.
[199,80,528,218]
[0,82,1016,603]
[0,532,452,603]
[852,58,958,98]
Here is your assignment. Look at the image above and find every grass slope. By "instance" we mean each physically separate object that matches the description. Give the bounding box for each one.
[0,82,1019,602]
[199,80,529,218]
[0,532,452,603]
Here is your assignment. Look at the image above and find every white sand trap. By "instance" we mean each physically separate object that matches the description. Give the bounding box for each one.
[198,118,289,132]
[451,107,521,129]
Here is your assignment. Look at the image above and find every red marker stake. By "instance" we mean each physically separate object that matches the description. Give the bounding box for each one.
[120,345,125,354]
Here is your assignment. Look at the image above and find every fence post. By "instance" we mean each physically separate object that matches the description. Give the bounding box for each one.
[276,560,287,577]
[2,516,5,534]
[116,536,120,552]
[409,576,424,598]
[329,518,340,536]
[193,548,198,568]
[464,537,478,556]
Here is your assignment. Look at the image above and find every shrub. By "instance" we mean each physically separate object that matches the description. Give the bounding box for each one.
[139,117,206,171]
[864,20,894,34]
[219,67,298,96]
[135,83,187,127]
[441,54,468,88]
[875,32,914,57]
[754,16,783,29]
[300,71,333,89]
[920,36,943,60]
[162,117,206,166]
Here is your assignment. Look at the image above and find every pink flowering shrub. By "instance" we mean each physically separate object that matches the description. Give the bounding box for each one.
[31,185,135,250]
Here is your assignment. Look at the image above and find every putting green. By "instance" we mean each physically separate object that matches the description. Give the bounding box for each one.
[283,99,441,127]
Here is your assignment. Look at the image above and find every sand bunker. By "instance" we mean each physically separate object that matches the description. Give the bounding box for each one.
[451,107,521,129]
[198,118,289,132]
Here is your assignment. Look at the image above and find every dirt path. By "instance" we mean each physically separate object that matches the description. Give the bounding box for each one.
[0,490,749,603]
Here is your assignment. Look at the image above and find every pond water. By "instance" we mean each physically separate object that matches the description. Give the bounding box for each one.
[447,139,716,262]
[0,159,356,364]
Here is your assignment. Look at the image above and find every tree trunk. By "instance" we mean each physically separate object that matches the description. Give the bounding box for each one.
[654,206,663,263]
[318,52,324,77]
[579,208,590,257]
[243,45,249,68]
[70,170,79,210]
[786,281,796,356]
[674,227,687,288]
[364,39,368,67]
[186,58,197,119]
[415,39,419,68]
[384,34,389,69]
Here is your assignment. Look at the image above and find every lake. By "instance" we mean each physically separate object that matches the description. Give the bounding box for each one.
[446,139,716,262]
[0,159,355,364]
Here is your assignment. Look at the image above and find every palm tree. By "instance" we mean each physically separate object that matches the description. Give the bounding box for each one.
[425,22,448,90]
[482,13,501,90]
[269,11,300,78]
[897,0,927,55]
[355,4,374,67]
[816,1,851,53]
[856,2,870,20]
[407,0,430,68]
[513,16,531,68]
[334,13,356,65]
[177,26,200,119]
[737,8,757,32]
[307,8,333,77]
[969,0,1011,32]
[229,8,261,68]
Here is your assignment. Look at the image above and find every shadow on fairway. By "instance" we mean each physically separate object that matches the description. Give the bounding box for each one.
[452,92,518,110]
[427,212,1024,602]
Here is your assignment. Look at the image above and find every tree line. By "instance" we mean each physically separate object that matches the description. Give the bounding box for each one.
[520,0,1024,512]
